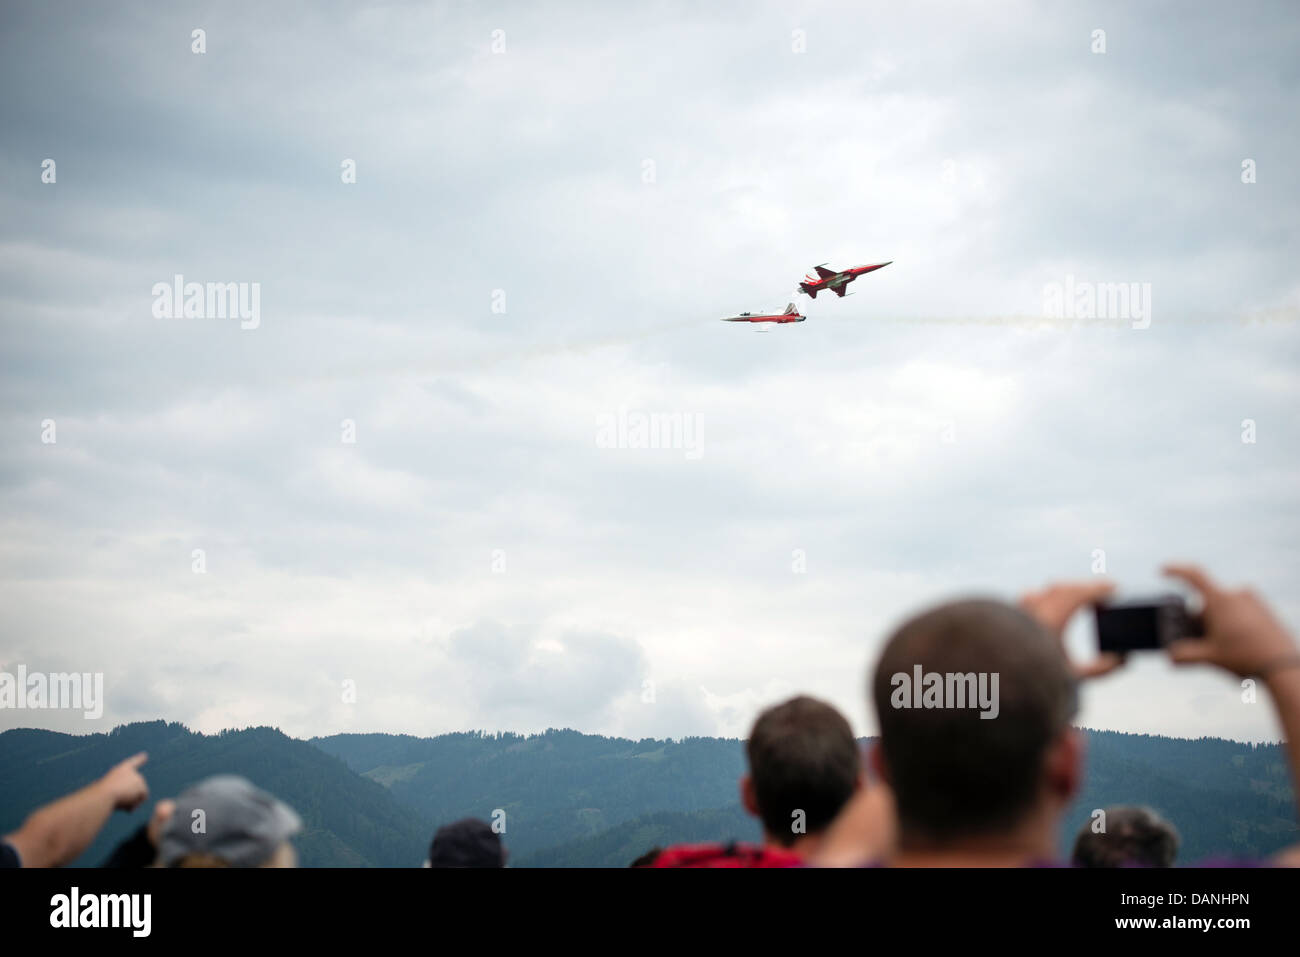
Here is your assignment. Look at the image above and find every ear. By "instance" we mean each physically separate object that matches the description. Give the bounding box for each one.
[740,775,759,817]
[1043,728,1084,803]
[869,741,892,786]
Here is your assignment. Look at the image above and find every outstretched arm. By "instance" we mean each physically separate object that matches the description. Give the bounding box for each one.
[4,752,149,868]
[1265,668,1300,814]
[1163,565,1300,852]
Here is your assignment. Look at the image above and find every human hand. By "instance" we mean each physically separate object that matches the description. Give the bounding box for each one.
[1163,564,1299,679]
[97,752,150,812]
[1019,580,1125,679]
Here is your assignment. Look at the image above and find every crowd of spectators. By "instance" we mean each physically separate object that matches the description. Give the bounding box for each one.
[4,565,1298,869]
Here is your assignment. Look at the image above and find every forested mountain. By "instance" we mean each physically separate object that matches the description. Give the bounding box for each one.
[0,722,1293,867]
[0,721,430,867]
[312,729,748,859]
[1064,730,1296,861]
[314,727,1298,864]
[515,806,759,867]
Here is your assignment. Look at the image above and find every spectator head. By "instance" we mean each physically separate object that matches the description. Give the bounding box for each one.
[1072,806,1180,868]
[156,775,301,868]
[871,599,1082,851]
[426,818,506,868]
[741,695,862,848]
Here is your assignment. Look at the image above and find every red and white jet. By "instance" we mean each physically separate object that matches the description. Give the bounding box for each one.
[798,261,892,299]
[720,302,806,324]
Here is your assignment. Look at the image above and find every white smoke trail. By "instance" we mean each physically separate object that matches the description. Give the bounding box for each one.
[312,305,1299,383]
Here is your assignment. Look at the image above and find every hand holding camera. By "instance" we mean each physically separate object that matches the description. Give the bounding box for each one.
[1160,564,1300,680]
[1025,564,1300,683]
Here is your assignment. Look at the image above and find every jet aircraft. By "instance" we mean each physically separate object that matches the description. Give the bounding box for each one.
[720,303,805,324]
[798,261,892,299]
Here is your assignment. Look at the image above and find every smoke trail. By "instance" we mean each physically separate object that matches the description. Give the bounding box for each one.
[312,305,1299,383]
[837,305,1300,328]
[311,314,707,383]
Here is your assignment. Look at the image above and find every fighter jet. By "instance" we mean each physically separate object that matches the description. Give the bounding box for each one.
[721,303,805,324]
[798,261,892,299]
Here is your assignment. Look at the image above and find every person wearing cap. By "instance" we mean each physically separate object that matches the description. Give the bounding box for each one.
[424,818,507,867]
[153,775,302,868]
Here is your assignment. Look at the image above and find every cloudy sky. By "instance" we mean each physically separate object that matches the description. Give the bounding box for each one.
[1,1,1297,745]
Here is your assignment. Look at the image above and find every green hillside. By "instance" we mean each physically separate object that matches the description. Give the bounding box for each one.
[0,721,431,867]
[312,729,749,859]
[0,722,1293,867]
[1063,730,1297,861]
[515,805,760,867]
[314,726,1298,864]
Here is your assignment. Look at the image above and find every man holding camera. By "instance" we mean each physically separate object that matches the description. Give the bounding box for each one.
[817,564,1300,867]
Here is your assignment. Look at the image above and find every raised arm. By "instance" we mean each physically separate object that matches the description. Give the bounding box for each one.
[1163,565,1300,837]
[4,752,149,867]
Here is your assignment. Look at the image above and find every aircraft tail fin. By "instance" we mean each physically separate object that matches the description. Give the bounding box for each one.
[784,302,798,315]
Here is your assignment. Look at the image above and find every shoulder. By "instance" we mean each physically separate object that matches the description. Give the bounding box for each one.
[652,842,803,868]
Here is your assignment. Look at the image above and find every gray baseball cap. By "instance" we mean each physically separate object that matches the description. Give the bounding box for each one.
[157,775,302,867]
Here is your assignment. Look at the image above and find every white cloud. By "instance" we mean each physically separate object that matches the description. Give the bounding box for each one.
[1,0,1297,745]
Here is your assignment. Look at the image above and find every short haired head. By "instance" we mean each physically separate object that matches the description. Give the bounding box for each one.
[427,818,506,868]
[871,599,1079,843]
[1072,806,1179,868]
[744,695,861,846]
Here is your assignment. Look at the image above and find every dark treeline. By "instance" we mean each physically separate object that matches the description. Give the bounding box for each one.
[0,721,1292,866]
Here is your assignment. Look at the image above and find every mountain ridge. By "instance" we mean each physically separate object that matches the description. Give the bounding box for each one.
[1,722,1293,866]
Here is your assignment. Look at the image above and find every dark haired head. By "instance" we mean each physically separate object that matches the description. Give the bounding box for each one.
[1073,806,1179,868]
[745,695,861,846]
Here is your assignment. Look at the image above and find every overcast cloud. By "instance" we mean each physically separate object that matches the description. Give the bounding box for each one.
[1,1,1298,744]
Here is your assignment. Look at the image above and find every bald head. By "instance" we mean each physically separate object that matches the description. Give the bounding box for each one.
[872,598,1078,842]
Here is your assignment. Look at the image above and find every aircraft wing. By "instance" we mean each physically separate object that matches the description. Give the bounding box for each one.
[833,285,848,297]
[814,265,837,279]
